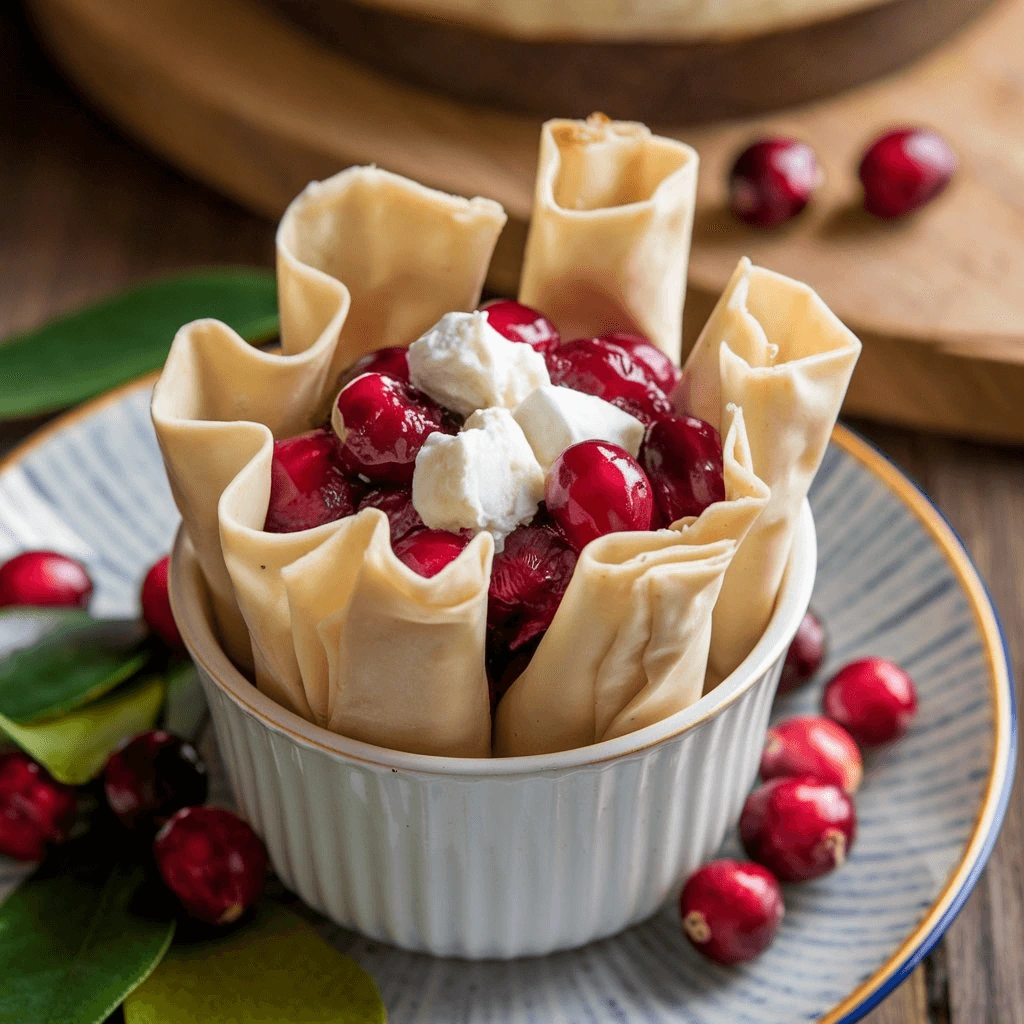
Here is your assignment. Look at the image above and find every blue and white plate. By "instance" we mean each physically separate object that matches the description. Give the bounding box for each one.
[0,380,1015,1024]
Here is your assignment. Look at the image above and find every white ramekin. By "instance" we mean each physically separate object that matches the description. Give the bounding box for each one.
[170,503,815,959]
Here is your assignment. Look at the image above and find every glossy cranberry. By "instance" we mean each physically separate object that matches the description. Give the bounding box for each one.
[333,372,453,484]
[740,777,857,882]
[392,528,469,578]
[0,751,77,861]
[264,427,362,533]
[600,332,681,395]
[338,346,410,386]
[823,658,918,746]
[640,415,725,524]
[729,138,820,228]
[487,523,578,650]
[761,716,862,794]
[859,128,956,219]
[141,556,183,649]
[482,299,560,355]
[0,551,93,609]
[546,441,654,553]
[154,806,266,925]
[778,609,828,695]
[679,859,784,966]
[546,338,673,424]
[358,486,423,541]
[104,730,208,832]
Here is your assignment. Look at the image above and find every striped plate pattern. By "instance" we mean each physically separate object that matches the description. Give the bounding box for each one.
[0,383,1014,1024]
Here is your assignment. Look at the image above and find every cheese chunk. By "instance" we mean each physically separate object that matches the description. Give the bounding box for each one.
[514,384,646,471]
[412,407,545,550]
[408,311,550,416]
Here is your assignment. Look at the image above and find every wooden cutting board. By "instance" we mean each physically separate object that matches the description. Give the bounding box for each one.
[28,0,1024,442]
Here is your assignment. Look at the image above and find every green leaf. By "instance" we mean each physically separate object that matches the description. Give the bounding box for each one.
[161,660,208,741]
[0,850,175,1024]
[0,609,149,725]
[124,903,386,1024]
[0,675,165,785]
[0,269,278,420]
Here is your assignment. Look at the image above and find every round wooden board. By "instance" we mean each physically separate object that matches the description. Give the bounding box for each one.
[28,0,1024,442]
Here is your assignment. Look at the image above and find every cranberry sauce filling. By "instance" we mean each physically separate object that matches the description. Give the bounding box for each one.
[334,372,455,484]
[259,302,731,704]
[264,428,363,533]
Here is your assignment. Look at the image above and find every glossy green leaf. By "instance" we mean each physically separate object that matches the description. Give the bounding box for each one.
[0,609,149,724]
[124,903,386,1024]
[0,675,165,785]
[0,269,277,419]
[0,849,175,1024]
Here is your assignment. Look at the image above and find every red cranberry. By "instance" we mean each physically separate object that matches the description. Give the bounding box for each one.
[546,338,673,424]
[0,551,93,609]
[141,556,183,649]
[546,441,654,553]
[599,332,681,395]
[482,299,560,355]
[333,372,454,484]
[778,609,828,695]
[487,523,577,650]
[154,806,266,925]
[358,486,423,542]
[264,427,362,533]
[740,777,856,882]
[392,528,469,578]
[729,138,820,228]
[859,128,956,219]
[679,859,784,966]
[640,415,725,524]
[0,751,77,861]
[338,346,410,386]
[761,716,862,794]
[104,730,208,832]
[823,658,918,746]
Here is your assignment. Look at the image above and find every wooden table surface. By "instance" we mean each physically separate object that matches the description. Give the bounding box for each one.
[2,6,1021,1022]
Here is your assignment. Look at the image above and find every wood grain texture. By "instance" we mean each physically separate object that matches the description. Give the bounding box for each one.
[25,0,1024,443]
[2,7,1022,1023]
[260,0,994,123]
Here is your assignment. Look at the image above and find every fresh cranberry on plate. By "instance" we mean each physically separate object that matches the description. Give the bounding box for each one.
[264,427,362,533]
[141,555,184,649]
[859,128,956,219]
[546,440,654,553]
[393,528,469,578]
[600,332,682,395]
[358,486,424,542]
[0,551,93,609]
[640,414,725,524]
[778,609,828,695]
[729,138,820,228]
[487,522,578,651]
[823,658,918,746]
[680,859,784,965]
[0,751,77,862]
[104,730,208,832]
[546,337,673,424]
[154,806,267,925]
[760,716,863,794]
[740,776,857,882]
[333,372,454,485]
[482,299,560,355]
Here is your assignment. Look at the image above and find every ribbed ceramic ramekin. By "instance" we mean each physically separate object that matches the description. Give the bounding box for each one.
[170,503,815,959]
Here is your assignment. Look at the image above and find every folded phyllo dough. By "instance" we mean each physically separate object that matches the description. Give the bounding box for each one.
[677,257,861,684]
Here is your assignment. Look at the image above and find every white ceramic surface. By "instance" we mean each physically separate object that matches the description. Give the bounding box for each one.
[172,501,816,958]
